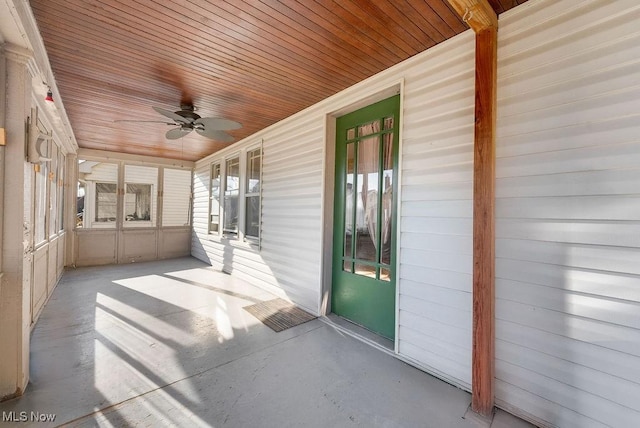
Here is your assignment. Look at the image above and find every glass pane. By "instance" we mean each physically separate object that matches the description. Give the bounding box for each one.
[246,148,261,194]
[77,181,85,228]
[381,133,394,266]
[125,184,151,221]
[95,183,117,223]
[78,160,118,228]
[245,195,260,238]
[343,143,355,269]
[355,136,379,264]
[380,267,391,282]
[163,169,191,226]
[48,144,58,237]
[210,163,220,232]
[354,263,376,279]
[358,120,380,137]
[34,161,48,244]
[124,165,158,227]
[383,116,394,130]
[343,260,353,273]
[346,128,355,140]
[223,157,240,234]
[58,152,65,232]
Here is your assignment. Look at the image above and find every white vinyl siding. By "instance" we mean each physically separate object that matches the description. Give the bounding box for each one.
[162,168,192,227]
[397,31,475,389]
[192,124,323,312]
[192,31,476,366]
[191,3,639,425]
[495,1,640,427]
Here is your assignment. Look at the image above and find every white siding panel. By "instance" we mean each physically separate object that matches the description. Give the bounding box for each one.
[397,30,475,388]
[496,1,640,426]
[162,168,192,227]
[192,117,325,313]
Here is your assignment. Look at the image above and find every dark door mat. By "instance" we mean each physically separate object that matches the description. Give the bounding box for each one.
[243,298,317,332]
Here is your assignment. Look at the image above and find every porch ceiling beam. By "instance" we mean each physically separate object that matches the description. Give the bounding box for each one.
[447,0,498,418]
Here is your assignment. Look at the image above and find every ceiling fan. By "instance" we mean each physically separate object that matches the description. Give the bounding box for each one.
[116,103,242,142]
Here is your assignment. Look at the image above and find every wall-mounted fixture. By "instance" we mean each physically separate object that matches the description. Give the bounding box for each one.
[44,89,54,103]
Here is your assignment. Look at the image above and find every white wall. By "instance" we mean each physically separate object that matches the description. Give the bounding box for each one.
[163,168,192,227]
[495,1,640,427]
[396,31,474,389]
[192,125,324,312]
[191,1,640,426]
[192,30,477,385]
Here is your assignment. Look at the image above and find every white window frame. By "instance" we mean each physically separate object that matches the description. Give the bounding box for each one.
[244,146,262,242]
[209,162,221,233]
[208,144,262,245]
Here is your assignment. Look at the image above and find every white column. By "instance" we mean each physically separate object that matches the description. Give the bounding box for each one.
[0,43,34,400]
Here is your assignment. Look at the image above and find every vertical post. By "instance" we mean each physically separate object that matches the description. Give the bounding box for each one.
[0,43,33,400]
[472,26,497,417]
[445,0,498,417]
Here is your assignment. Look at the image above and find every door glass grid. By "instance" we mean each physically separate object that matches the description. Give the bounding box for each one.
[341,118,394,281]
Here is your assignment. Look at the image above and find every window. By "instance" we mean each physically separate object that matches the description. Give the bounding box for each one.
[58,150,65,232]
[123,165,157,227]
[209,146,262,242]
[95,183,117,223]
[77,161,118,228]
[245,148,261,239]
[48,143,58,238]
[34,158,49,245]
[124,183,151,221]
[162,168,192,226]
[209,163,221,233]
[223,157,240,234]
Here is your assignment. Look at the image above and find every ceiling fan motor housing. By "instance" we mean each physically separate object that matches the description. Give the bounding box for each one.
[176,104,200,122]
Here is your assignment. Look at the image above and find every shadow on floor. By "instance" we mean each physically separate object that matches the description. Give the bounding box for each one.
[0,257,535,428]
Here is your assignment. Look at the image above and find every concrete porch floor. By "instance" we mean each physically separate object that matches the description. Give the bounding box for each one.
[0,257,535,427]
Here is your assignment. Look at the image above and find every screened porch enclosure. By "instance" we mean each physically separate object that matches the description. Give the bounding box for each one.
[74,155,194,266]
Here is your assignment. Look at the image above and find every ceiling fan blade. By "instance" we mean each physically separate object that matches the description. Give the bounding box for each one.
[166,127,192,140]
[113,120,174,124]
[194,117,242,131]
[195,127,235,143]
[153,106,191,124]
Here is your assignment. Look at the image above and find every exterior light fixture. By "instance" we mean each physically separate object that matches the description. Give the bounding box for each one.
[45,89,54,102]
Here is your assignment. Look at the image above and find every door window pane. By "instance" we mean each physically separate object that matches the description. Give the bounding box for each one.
[223,157,240,234]
[355,135,379,264]
[343,143,355,271]
[163,168,192,226]
[381,132,394,266]
[339,114,396,281]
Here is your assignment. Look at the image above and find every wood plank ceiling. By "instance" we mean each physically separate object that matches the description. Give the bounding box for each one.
[31,0,527,161]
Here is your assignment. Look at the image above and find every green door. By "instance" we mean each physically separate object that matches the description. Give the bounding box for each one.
[332,95,400,339]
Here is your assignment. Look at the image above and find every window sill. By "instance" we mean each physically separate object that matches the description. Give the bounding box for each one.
[205,234,260,251]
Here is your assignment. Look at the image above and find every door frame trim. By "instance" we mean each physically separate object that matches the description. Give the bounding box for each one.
[319,80,405,351]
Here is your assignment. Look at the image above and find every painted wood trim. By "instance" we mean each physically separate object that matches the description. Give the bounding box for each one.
[471,26,497,417]
[446,0,497,32]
